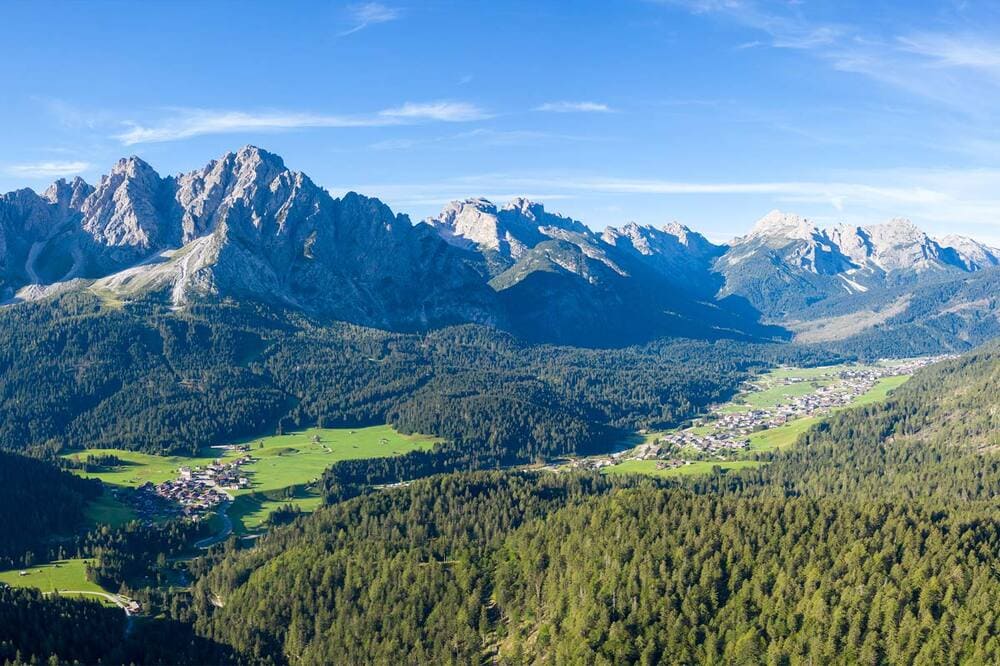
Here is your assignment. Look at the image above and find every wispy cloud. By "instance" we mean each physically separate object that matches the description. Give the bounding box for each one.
[536,101,613,113]
[348,173,949,210]
[378,101,489,122]
[897,33,1000,76]
[115,102,489,145]
[339,2,400,36]
[660,0,1000,114]
[5,161,91,178]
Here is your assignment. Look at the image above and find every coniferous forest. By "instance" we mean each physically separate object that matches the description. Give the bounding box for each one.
[181,345,1000,665]
[3,339,994,664]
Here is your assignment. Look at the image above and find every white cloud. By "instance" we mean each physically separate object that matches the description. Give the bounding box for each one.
[898,33,1000,74]
[378,101,490,122]
[395,174,944,210]
[339,2,400,36]
[115,102,489,145]
[5,161,91,178]
[115,111,385,145]
[536,101,613,113]
[661,0,1000,114]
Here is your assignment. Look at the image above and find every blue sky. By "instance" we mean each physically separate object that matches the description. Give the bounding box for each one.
[2,0,1000,244]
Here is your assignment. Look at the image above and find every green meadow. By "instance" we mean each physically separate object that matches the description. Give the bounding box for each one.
[64,425,440,531]
[0,559,105,596]
[229,490,326,534]
[846,374,909,407]
[231,426,439,494]
[83,492,136,528]
[61,449,219,488]
[748,416,820,452]
[747,374,910,452]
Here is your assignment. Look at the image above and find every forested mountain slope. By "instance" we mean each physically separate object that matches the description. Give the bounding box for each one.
[0,450,100,569]
[175,345,1000,665]
[0,292,837,460]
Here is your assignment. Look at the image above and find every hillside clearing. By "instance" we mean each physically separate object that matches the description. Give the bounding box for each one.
[0,559,108,599]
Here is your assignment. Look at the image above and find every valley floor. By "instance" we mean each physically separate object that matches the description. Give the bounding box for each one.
[571,356,944,479]
[63,425,440,535]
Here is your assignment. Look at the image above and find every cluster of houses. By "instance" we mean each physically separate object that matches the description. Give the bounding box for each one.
[656,357,948,456]
[143,450,255,518]
[570,439,690,472]
[572,357,949,471]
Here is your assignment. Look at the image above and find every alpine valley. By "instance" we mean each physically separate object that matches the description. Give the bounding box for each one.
[1,148,999,666]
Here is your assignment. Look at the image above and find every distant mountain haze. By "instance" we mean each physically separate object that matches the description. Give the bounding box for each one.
[1,147,997,347]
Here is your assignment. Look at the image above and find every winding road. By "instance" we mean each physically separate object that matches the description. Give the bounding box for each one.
[194,500,234,549]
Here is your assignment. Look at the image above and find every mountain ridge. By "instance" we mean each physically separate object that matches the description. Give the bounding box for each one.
[2,148,997,348]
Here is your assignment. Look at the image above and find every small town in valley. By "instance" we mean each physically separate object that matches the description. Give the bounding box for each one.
[134,446,255,521]
[573,356,950,473]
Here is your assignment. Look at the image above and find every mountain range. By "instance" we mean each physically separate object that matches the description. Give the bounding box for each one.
[2,146,998,348]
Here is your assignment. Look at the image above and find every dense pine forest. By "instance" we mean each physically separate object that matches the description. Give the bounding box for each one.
[0,294,838,459]
[0,451,100,569]
[1,299,997,664]
[143,345,996,665]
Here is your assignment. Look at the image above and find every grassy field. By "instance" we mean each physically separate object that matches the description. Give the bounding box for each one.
[64,426,438,494]
[721,364,855,413]
[83,492,136,528]
[766,364,851,380]
[64,425,439,530]
[846,375,910,407]
[229,490,325,533]
[602,459,762,478]
[61,449,219,488]
[747,375,909,452]
[606,366,913,476]
[748,417,820,452]
[230,426,439,495]
[0,559,105,595]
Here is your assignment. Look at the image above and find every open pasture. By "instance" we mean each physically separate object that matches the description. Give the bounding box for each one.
[0,559,105,596]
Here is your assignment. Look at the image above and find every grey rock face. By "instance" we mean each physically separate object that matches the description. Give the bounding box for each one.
[936,234,1000,271]
[427,197,592,277]
[80,156,179,264]
[717,210,999,319]
[4,150,998,346]
[829,219,956,273]
[6,146,502,329]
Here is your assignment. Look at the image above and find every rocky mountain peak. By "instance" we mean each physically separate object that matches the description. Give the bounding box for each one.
[501,198,591,236]
[173,145,311,242]
[662,221,692,240]
[866,218,928,246]
[937,234,1000,271]
[748,210,819,241]
[428,198,507,252]
[108,155,159,180]
[830,219,944,273]
[427,197,592,274]
[43,176,93,213]
[79,156,174,258]
[602,222,657,255]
